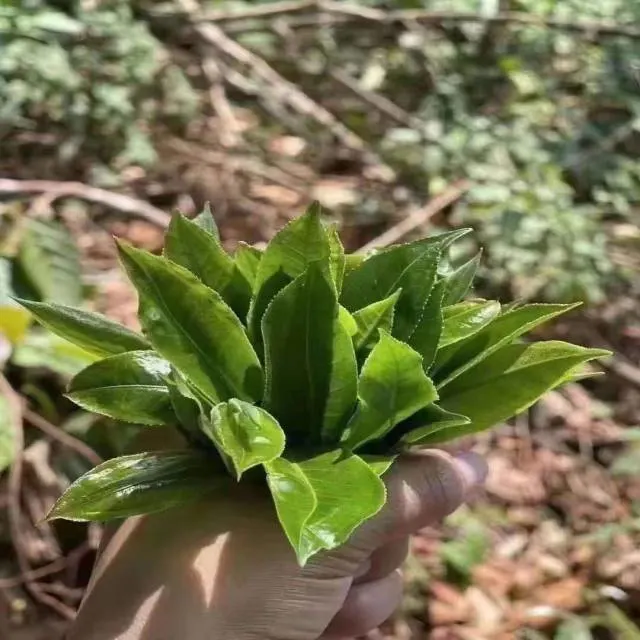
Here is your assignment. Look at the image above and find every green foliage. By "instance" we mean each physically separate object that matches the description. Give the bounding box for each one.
[0,1,198,172]
[30,205,609,565]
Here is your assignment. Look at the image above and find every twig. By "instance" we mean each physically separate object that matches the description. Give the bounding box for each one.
[0,374,75,620]
[600,355,640,392]
[0,179,170,227]
[358,180,470,253]
[202,56,243,148]
[174,0,384,167]
[329,69,422,129]
[23,408,102,467]
[205,3,640,40]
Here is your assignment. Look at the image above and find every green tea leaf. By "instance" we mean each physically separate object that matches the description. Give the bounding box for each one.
[47,451,223,521]
[322,314,358,443]
[362,454,397,477]
[442,252,481,305]
[67,351,175,426]
[352,290,401,352]
[204,400,285,479]
[339,305,358,338]
[341,237,441,341]
[192,203,219,239]
[433,341,611,441]
[439,301,501,349]
[265,457,317,562]
[344,253,365,276]
[117,242,263,404]
[408,280,446,371]
[296,450,386,565]
[234,242,262,289]
[262,263,338,444]
[0,258,30,344]
[433,303,581,389]
[249,204,332,346]
[165,214,252,320]
[397,404,471,447]
[343,331,438,450]
[16,299,150,357]
[327,223,346,293]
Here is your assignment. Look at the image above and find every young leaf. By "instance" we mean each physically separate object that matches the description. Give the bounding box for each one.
[192,203,219,239]
[408,280,446,371]
[326,223,346,293]
[265,457,317,561]
[341,237,440,341]
[322,314,358,444]
[397,404,471,447]
[67,351,175,426]
[262,263,338,444]
[361,455,397,477]
[16,299,150,357]
[339,305,358,338]
[296,450,386,565]
[442,251,481,306]
[344,253,365,276]
[165,214,252,320]
[439,300,501,349]
[203,400,285,479]
[352,290,401,352]
[117,242,263,404]
[434,341,611,441]
[249,204,332,346]
[234,242,262,289]
[433,303,581,389]
[47,451,223,521]
[342,331,438,450]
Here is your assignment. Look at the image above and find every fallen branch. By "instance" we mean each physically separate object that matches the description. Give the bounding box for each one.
[0,374,75,620]
[24,408,102,467]
[174,0,385,168]
[358,180,470,253]
[205,2,640,40]
[0,179,170,227]
[600,355,640,393]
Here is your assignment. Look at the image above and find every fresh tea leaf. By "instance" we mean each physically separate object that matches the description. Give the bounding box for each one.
[322,313,358,443]
[433,341,611,441]
[67,351,175,426]
[408,280,446,371]
[234,242,262,289]
[249,204,332,346]
[352,290,401,352]
[165,214,252,320]
[204,400,285,479]
[296,450,386,565]
[265,457,317,561]
[433,303,580,388]
[343,331,438,450]
[341,238,439,341]
[362,455,397,477]
[439,300,501,348]
[16,299,150,357]
[192,203,219,239]
[117,242,263,404]
[339,305,358,338]
[442,252,481,306]
[398,404,471,447]
[262,263,338,444]
[327,223,346,293]
[47,451,223,521]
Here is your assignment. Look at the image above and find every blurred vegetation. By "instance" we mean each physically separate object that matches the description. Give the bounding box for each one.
[3,0,639,303]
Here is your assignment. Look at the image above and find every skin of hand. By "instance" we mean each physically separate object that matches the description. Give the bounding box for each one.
[68,450,486,640]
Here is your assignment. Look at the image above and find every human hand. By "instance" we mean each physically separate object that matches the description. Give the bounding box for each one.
[69,450,486,640]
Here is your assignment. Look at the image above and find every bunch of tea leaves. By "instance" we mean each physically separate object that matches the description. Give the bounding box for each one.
[19,205,609,564]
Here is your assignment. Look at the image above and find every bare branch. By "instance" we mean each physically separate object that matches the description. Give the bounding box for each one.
[358,180,470,253]
[0,179,170,227]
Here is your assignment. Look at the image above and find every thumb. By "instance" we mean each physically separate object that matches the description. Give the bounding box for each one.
[356,450,487,550]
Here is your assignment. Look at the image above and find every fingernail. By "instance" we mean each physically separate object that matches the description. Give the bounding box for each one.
[453,452,488,490]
